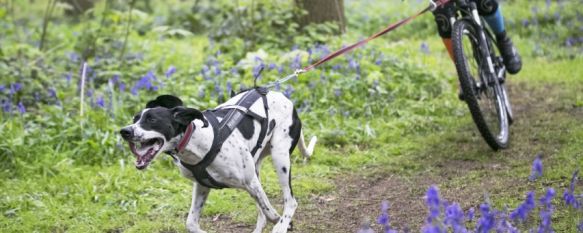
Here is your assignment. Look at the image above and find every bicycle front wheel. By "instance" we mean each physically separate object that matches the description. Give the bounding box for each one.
[452,19,509,150]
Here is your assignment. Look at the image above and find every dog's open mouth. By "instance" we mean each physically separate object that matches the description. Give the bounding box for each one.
[128,138,164,170]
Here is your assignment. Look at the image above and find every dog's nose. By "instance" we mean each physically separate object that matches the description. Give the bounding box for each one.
[120,127,133,140]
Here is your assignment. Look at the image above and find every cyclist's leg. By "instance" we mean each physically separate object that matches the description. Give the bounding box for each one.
[431,1,456,61]
[474,0,522,74]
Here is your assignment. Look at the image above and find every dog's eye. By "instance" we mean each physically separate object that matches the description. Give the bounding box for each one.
[147,116,156,123]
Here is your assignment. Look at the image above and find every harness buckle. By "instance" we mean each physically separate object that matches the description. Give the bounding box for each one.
[429,0,438,11]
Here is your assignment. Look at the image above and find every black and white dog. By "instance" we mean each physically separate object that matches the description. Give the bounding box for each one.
[119,89,317,233]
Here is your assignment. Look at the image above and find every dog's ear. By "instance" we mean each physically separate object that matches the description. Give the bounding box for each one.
[171,107,208,127]
[146,95,183,109]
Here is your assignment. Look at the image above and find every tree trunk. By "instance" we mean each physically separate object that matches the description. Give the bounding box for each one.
[295,0,346,34]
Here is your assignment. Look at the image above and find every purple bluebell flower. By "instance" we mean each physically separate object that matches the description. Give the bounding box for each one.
[112,74,120,83]
[510,191,536,222]
[68,52,80,62]
[444,203,466,232]
[529,154,543,181]
[420,42,430,54]
[2,99,10,113]
[277,65,284,75]
[467,207,475,222]
[214,82,221,96]
[377,201,397,233]
[201,65,210,80]
[290,54,301,70]
[334,88,342,97]
[274,82,281,91]
[357,224,375,233]
[96,96,105,108]
[563,170,580,209]
[577,220,583,232]
[476,203,495,233]
[540,187,555,208]
[283,85,294,98]
[253,63,265,79]
[226,82,232,95]
[165,66,176,78]
[231,67,239,76]
[119,83,126,92]
[522,19,530,27]
[10,83,22,95]
[17,102,25,114]
[0,85,5,93]
[291,45,299,51]
[34,92,41,101]
[268,63,277,70]
[328,108,336,116]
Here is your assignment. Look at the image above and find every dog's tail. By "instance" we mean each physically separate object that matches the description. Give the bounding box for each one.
[297,130,317,161]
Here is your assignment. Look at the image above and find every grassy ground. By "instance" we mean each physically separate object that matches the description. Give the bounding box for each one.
[1,0,582,232]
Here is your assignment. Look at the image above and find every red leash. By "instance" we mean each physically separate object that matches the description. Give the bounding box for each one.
[301,0,449,72]
[264,0,449,88]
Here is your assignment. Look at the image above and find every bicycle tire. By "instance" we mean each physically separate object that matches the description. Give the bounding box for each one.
[452,19,509,150]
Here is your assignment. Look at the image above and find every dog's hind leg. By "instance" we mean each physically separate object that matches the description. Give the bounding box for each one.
[186,183,210,233]
[269,145,298,233]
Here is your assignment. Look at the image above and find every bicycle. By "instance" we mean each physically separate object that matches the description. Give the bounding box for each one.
[447,0,514,150]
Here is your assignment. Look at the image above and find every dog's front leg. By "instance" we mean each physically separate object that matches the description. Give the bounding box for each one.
[186,183,210,233]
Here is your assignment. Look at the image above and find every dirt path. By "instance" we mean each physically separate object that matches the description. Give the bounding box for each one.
[203,80,583,232]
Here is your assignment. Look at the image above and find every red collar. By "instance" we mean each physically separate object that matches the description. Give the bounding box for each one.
[176,122,195,153]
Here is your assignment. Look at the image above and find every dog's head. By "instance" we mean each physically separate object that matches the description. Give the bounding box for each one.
[119,95,207,170]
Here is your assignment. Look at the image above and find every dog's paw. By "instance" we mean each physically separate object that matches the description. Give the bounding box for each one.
[186,225,207,233]
[271,223,289,233]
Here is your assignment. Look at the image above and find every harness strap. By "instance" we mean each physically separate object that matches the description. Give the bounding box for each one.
[178,88,269,189]
[250,95,269,157]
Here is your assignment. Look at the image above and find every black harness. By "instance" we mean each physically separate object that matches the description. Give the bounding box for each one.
[175,88,270,189]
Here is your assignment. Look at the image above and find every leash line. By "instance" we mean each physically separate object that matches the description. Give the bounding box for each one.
[265,0,449,88]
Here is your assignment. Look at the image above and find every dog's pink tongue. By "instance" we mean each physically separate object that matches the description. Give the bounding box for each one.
[135,148,154,169]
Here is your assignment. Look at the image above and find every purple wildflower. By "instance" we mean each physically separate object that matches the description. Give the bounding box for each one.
[231,67,239,76]
[334,88,342,97]
[578,220,583,232]
[291,54,301,70]
[563,170,580,209]
[522,19,530,27]
[476,203,495,233]
[268,63,277,70]
[444,203,466,232]
[0,85,5,93]
[2,99,10,112]
[201,65,210,80]
[529,154,543,181]
[283,85,294,98]
[467,207,475,222]
[17,102,25,114]
[226,81,232,95]
[277,65,284,75]
[96,96,105,108]
[377,201,397,233]
[165,66,176,78]
[119,83,126,92]
[540,187,555,208]
[510,191,536,222]
[420,42,430,54]
[10,83,22,95]
[253,63,265,79]
[357,224,375,233]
